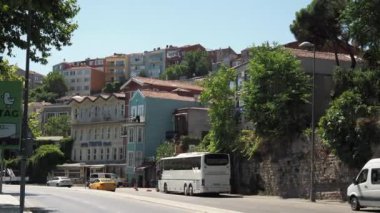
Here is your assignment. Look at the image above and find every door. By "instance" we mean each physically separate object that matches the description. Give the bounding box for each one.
[367,168,380,207]
[355,169,371,206]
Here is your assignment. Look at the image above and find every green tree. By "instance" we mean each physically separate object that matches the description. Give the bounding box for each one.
[200,66,237,153]
[30,71,68,102]
[44,115,70,137]
[290,0,357,68]
[156,142,175,160]
[318,91,378,168]
[59,137,74,161]
[341,0,380,68]
[0,0,80,64]
[160,64,187,80]
[0,59,23,81]
[183,51,210,77]
[28,144,65,183]
[102,81,123,93]
[28,112,42,137]
[242,43,311,138]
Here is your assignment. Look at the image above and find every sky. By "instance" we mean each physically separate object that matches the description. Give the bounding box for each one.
[5,0,311,75]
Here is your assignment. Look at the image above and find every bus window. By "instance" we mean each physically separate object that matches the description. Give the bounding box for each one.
[205,154,229,166]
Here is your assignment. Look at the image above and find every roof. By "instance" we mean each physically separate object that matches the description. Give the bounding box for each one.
[35,136,64,141]
[120,77,203,91]
[286,48,361,62]
[139,90,198,102]
[70,93,125,104]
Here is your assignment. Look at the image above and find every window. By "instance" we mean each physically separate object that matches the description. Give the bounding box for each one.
[128,127,134,143]
[87,129,92,140]
[121,104,125,117]
[100,148,104,160]
[357,169,368,184]
[137,127,143,142]
[131,106,137,118]
[84,86,89,90]
[136,151,143,166]
[128,152,134,167]
[94,129,98,140]
[106,148,110,160]
[138,105,144,117]
[205,154,229,166]
[371,168,380,184]
[114,127,118,139]
[79,150,82,161]
[87,149,90,161]
[79,129,83,141]
[71,79,75,83]
[113,148,117,160]
[101,128,104,139]
[84,78,89,82]
[107,127,111,139]
[93,148,97,160]
[119,147,123,160]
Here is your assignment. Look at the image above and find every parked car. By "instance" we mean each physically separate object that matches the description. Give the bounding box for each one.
[347,158,380,211]
[88,173,125,187]
[47,176,73,187]
[88,178,116,192]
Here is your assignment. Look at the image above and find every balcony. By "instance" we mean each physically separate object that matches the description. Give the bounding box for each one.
[126,115,145,123]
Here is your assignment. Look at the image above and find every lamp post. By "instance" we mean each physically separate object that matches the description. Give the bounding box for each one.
[299,41,316,202]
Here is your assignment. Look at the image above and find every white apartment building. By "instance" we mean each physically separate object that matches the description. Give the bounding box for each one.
[70,93,126,166]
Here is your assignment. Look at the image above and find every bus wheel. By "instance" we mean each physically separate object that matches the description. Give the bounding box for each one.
[164,183,168,193]
[188,185,193,196]
[184,185,188,196]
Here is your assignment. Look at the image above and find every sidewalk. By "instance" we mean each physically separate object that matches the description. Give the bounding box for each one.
[0,194,32,213]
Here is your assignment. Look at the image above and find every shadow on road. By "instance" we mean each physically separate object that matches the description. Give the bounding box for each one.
[26,207,58,213]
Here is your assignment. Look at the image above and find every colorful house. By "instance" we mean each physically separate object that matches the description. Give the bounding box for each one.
[122,89,201,186]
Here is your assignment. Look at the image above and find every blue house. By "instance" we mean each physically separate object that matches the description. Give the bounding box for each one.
[122,89,201,186]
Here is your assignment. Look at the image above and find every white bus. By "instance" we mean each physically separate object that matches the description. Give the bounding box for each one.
[157,152,231,195]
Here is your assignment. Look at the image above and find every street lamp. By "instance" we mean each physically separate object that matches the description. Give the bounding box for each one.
[299,41,316,202]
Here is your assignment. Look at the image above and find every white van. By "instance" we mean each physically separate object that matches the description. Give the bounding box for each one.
[347,158,380,211]
[89,173,124,187]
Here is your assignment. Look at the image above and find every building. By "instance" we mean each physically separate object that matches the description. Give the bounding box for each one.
[208,47,239,71]
[165,44,206,67]
[40,103,71,135]
[104,54,129,84]
[122,89,202,186]
[62,66,105,96]
[172,107,210,140]
[144,48,166,78]
[53,58,105,73]
[128,53,146,78]
[69,93,126,180]
[17,68,44,89]
[120,76,203,119]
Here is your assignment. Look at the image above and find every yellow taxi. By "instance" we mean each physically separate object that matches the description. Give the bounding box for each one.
[88,178,116,192]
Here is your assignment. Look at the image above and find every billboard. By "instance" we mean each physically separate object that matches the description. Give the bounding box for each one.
[0,81,22,149]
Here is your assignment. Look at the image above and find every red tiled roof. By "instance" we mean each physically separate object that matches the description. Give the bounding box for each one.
[132,77,203,91]
[140,90,198,102]
[286,48,361,62]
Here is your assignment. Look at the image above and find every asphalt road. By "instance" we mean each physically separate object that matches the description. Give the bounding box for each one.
[3,185,192,213]
[3,185,379,213]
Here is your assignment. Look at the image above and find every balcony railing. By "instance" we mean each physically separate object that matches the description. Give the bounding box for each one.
[126,115,145,123]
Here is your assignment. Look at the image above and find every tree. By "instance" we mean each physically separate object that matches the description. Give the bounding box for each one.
[183,51,210,77]
[242,43,311,138]
[28,144,65,183]
[0,59,23,81]
[28,112,42,138]
[159,64,187,80]
[341,0,380,68]
[160,50,211,80]
[102,81,123,93]
[200,66,237,153]
[156,142,175,160]
[318,91,378,169]
[44,115,70,137]
[0,0,80,64]
[30,71,68,102]
[290,0,358,68]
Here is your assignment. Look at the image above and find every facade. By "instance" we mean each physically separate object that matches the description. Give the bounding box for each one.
[40,104,71,135]
[120,76,203,119]
[62,66,105,96]
[122,90,201,186]
[17,68,44,89]
[208,47,239,71]
[165,44,206,68]
[144,48,166,78]
[104,54,129,84]
[172,107,210,140]
[69,93,126,179]
[128,53,146,78]
[53,58,105,73]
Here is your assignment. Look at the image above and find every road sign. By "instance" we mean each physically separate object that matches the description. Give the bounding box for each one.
[0,81,22,149]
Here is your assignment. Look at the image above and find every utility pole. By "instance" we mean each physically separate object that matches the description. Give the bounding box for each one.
[19,1,32,212]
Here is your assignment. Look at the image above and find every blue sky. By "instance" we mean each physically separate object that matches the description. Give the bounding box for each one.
[6,0,311,75]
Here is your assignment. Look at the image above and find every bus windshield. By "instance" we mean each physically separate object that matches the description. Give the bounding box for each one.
[204,154,229,166]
